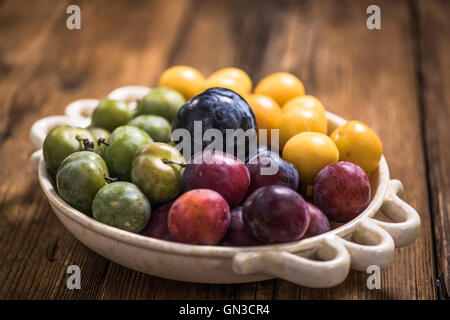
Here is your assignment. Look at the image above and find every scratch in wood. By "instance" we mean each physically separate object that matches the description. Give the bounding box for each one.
[45,239,59,262]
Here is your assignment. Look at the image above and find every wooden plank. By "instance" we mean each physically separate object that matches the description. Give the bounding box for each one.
[415,0,450,299]
[248,0,436,299]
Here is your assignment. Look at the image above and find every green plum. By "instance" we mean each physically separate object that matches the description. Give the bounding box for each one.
[43,125,98,175]
[92,182,151,233]
[136,87,185,121]
[91,99,134,132]
[104,126,153,181]
[89,127,111,157]
[56,151,108,213]
[127,115,171,143]
[131,142,185,203]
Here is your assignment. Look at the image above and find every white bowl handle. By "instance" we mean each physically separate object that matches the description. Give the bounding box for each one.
[371,179,421,247]
[30,149,43,174]
[65,99,99,122]
[31,97,98,152]
[29,116,72,174]
[336,219,395,271]
[107,86,151,102]
[232,236,350,288]
[29,113,90,174]
[107,86,151,111]
[30,115,82,151]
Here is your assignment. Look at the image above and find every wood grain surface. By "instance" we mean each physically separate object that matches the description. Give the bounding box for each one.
[415,0,450,300]
[0,0,447,300]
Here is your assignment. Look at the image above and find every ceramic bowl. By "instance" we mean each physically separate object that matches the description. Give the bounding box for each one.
[29,86,421,288]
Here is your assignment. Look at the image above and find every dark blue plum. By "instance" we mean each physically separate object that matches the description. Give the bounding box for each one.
[246,153,299,196]
[171,87,257,161]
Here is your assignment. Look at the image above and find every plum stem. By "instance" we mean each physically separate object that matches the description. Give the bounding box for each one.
[75,135,95,151]
[104,176,119,183]
[98,137,109,146]
[162,159,186,168]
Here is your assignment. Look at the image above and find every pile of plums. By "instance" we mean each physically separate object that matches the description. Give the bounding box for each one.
[142,149,369,246]
[43,67,375,247]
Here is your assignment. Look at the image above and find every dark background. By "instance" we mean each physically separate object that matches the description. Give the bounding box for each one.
[0,0,448,299]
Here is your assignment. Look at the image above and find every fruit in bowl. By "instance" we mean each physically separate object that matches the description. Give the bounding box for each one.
[246,143,279,161]
[246,152,299,195]
[206,67,252,95]
[282,132,339,185]
[56,151,108,213]
[243,185,310,243]
[41,66,384,249]
[278,107,327,147]
[141,201,173,240]
[182,150,250,208]
[254,72,305,106]
[302,203,331,239]
[88,127,110,157]
[158,65,206,100]
[220,207,262,246]
[330,120,383,174]
[171,87,257,161]
[313,161,371,223]
[104,125,153,181]
[168,189,231,245]
[127,114,172,143]
[93,181,151,233]
[136,87,186,122]
[91,99,134,132]
[246,94,282,146]
[43,125,98,174]
[131,142,185,204]
[282,95,325,116]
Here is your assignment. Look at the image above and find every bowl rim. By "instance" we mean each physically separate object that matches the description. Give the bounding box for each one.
[37,110,390,258]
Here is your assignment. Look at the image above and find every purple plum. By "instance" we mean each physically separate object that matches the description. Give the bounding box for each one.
[313,161,371,223]
[221,207,263,246]
[141,201,173,240]
[246,153,299,196]
[183,150,250,207]
[242,185,310,243]
[302,203,331,238]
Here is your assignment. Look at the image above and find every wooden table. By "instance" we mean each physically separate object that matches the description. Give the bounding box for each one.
[0,0,448,300]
